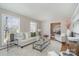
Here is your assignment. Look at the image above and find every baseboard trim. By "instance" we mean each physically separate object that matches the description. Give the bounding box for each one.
[54,39,62,43]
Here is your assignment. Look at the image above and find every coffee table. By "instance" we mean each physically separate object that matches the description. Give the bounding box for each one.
[33,39,50,52]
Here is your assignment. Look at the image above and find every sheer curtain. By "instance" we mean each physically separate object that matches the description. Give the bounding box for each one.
[30,21,37,32]
[2,14,20,45]
[30,21,37,37]
[7,16,20,33]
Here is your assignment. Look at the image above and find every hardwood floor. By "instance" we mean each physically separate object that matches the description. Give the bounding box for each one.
[60,42,68,51]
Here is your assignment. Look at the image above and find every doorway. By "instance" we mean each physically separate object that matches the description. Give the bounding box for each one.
[50,23,61,40]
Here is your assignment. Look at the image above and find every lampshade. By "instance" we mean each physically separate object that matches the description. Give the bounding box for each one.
[37,29,41,32]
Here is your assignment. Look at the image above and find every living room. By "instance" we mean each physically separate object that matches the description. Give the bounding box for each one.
[0,3,79,56]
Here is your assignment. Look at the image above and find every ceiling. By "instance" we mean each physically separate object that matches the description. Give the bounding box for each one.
[0,3,78,21]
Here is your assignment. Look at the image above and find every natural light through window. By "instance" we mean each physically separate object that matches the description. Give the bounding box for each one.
[30,21,37,32]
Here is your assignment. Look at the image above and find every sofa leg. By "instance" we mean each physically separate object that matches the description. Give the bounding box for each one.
[21,46,23,48]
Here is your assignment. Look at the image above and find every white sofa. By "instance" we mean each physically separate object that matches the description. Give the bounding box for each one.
[55,34,62,42]
[14,32,39,48]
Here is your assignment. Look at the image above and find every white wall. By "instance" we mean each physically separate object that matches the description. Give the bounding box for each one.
[41,20,51,39]
[0,14,2,46]
[41,17,70,39]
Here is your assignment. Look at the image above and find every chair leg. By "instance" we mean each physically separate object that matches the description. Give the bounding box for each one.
[7,41,9,52]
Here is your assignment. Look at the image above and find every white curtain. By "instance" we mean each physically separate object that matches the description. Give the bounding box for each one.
[30,21,37,32]
[7,16,20,33]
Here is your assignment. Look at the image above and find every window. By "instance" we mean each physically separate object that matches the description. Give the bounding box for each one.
[30,21,37,32]
[73,20,79,33]
[7,16,20,33]
[30,21,37,37]
[2,14,20,44]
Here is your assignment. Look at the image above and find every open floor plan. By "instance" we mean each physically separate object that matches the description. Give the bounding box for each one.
[0,3,79,56]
